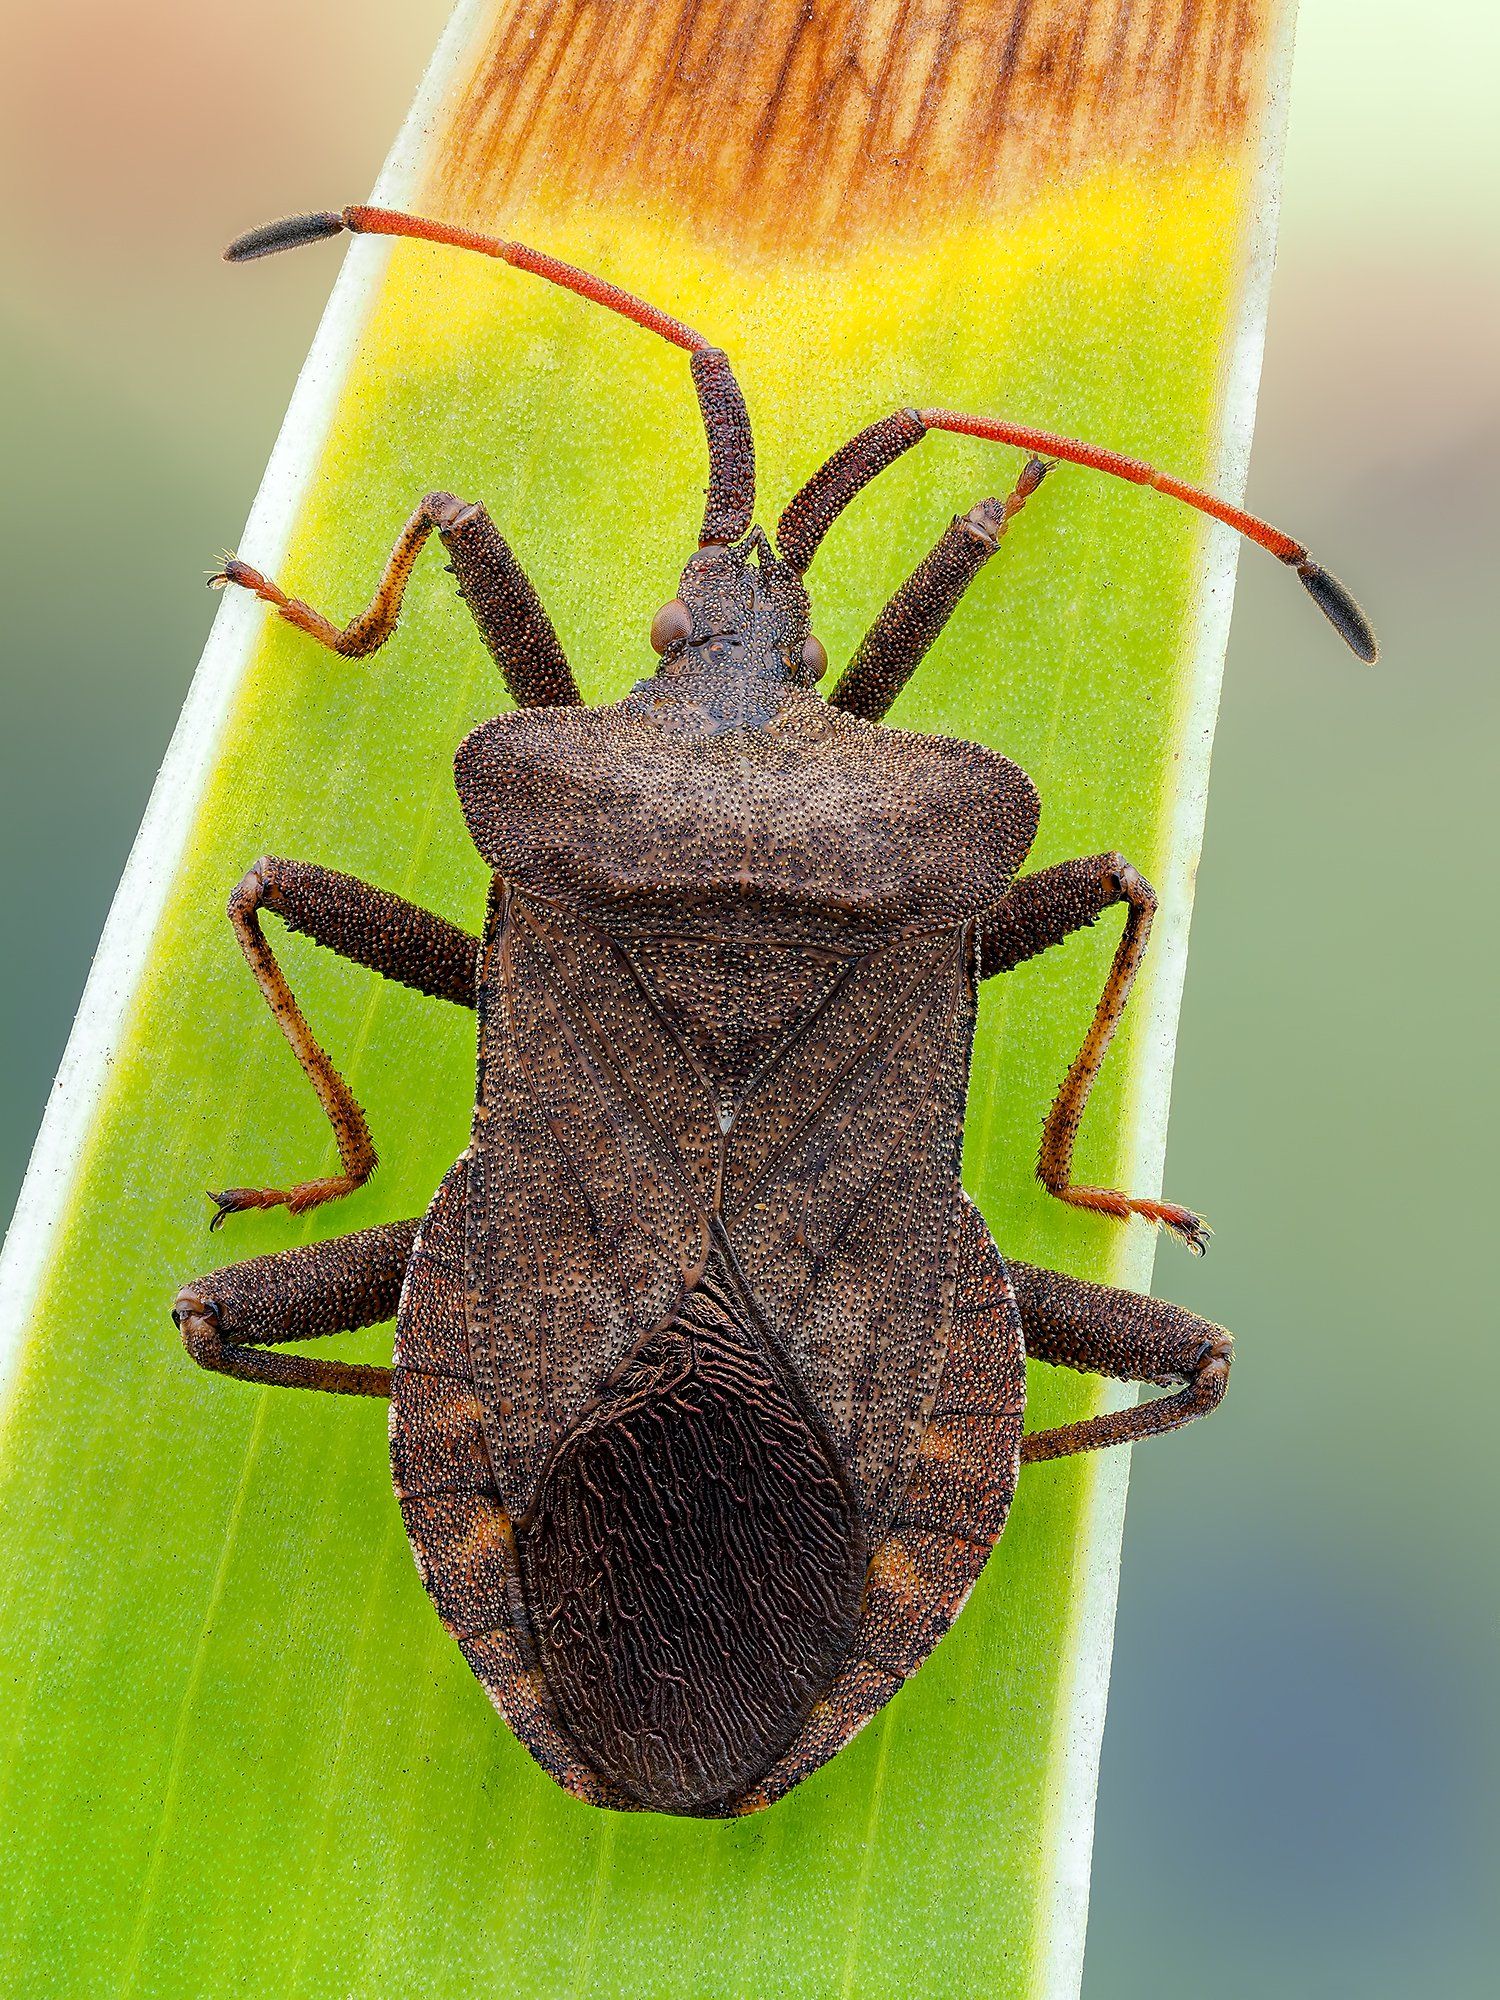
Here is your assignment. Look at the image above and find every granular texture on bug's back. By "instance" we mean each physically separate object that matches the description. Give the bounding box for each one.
[453,691,1040,933]
[410,662,1044,1812]
[178,162,1362,1820]
[389,1039,1031,1818]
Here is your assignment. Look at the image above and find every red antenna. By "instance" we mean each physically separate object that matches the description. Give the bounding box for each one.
[919,409,1377,662]
[225,206,755,545]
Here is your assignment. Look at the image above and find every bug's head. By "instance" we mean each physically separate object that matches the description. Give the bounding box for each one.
[642,528,827,718]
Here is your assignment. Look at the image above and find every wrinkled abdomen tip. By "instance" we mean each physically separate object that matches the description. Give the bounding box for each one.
[1297,561,1379,663]
[223,210,347,263]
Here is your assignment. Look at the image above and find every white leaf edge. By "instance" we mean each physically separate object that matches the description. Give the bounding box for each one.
[1031,7,1297,1993]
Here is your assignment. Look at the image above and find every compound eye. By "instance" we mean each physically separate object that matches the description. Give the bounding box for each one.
[802,634,829,679]
[650,599,692,654]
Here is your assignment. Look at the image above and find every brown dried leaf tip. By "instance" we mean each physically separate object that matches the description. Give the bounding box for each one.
[435,0,1273,253]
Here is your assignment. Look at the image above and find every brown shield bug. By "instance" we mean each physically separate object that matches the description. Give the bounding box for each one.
[172,205,1375,1817]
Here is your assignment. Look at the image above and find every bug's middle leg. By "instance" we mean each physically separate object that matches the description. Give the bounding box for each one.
[979,853,1209,1251]
[211,857,478,1228]
[214,490,580,708]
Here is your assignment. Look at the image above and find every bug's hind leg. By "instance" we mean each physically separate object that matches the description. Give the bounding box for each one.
[173,1218,418,1396]
[1012,1260,1232,1462]
[215,490,579,707]
[828,457,1050,723]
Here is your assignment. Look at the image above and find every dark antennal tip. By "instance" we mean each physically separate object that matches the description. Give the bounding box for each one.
[224,211,347,264]
[1297,561,1379,663]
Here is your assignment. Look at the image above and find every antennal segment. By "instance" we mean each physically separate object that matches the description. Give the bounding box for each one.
[776,410,929,575]
[919,409,1378,661]
[224,205,755,545]
[224,211,347,260]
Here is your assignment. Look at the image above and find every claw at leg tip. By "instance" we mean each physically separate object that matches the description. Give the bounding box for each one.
[1180,1216,1213,1256]
[1151,1201,1213,1254]
[206,1190,240,1232]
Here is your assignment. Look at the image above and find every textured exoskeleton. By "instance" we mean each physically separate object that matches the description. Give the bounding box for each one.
[173,206,1372,1817]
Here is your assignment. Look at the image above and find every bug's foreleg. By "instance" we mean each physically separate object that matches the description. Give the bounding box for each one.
[214,491,580,707]
[979,854,1209,1252]
[213,495,449,656]
[1010,1259,1232,1462]
[173,1219,418,1396]
[437,499,580,707]
[210,859,478,1230]
[827,459,1049,723]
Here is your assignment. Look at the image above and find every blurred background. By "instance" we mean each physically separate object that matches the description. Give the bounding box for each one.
[1,3,1494,1995]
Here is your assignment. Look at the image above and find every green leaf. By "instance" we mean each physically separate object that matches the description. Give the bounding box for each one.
[0,2,1299,1993]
